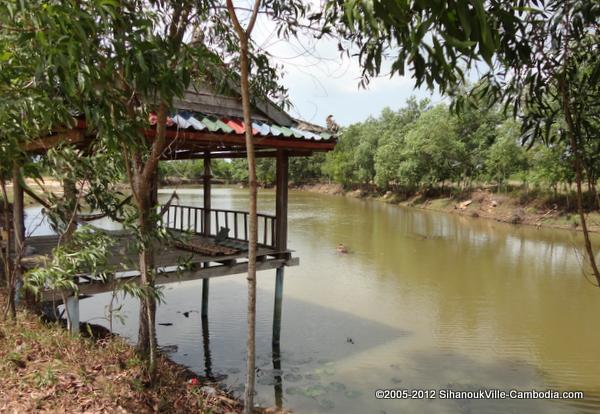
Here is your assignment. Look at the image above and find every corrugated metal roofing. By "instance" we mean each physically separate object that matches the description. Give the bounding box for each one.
[149,111,335,142]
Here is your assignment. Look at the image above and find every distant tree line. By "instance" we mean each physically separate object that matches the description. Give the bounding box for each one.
[159,95,599,209]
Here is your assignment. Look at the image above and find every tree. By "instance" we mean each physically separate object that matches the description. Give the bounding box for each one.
[225,1,313,411]
[398,105,465,189]
[528,142,574,197]
[224,3,261,409]
[475,0,600,283]
[324,0,600,284]
[0,1,81,318]
[484,120,528,191]
[373,98,430,189]
[323,0,525,92]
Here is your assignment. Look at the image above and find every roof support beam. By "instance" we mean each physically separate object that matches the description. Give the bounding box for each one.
[162,150,313,160]
[24,129,87,153]
[145,129,335,151]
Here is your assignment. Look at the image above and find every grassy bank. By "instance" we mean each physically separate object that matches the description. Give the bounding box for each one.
[0,291,242,413]
[299,183,600,233]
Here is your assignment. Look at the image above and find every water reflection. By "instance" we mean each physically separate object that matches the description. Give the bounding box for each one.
[272,342,283,409]
[201,316,214,380]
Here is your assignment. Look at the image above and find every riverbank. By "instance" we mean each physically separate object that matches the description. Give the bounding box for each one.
[0,291,243,413]
[298,183,600,233]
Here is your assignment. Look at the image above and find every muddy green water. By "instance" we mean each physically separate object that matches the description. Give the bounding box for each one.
[27,187,600,413]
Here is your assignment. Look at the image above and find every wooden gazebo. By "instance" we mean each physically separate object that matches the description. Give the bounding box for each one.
[17,86,336,340]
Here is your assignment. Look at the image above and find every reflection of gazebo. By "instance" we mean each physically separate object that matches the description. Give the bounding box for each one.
[18,86,336,340]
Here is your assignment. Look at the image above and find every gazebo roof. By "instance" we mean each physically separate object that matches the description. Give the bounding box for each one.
[26,87,337,158]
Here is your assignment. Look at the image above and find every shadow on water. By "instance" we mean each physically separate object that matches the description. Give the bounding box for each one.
[79,277,600,414]
[78,277,411,411]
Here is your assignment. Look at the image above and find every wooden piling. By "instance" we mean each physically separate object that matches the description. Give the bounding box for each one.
[275,150,288,252]
[65,294,80,335]
[272,150,288,346]
[201,274,210,318]
[202,154,211,318]
[272,267,284,346]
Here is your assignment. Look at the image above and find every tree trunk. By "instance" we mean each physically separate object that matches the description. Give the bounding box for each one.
[559,78,600,285]
[5,162,24,320]
[239,36,258,414]
[135,182,157,374]
[0,179,10,288]
[225,2,261,411]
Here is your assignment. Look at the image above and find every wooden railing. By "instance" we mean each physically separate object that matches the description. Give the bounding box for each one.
[161,205,277,248]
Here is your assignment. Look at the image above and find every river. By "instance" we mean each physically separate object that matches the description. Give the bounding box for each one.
[25,187,600,413]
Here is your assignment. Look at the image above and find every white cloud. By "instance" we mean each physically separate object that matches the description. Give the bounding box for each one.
[250,8,440,127]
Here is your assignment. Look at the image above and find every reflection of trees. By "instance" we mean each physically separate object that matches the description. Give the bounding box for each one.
[287,192,600,393]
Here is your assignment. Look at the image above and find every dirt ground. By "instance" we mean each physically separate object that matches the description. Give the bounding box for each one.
[301,183,600,233]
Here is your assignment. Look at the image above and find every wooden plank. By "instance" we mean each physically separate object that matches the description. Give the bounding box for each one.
[41,257,299,298]
[24,130,86,153]
[26,230,290,269]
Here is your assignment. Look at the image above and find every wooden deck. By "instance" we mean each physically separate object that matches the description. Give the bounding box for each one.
[26,229,298,300]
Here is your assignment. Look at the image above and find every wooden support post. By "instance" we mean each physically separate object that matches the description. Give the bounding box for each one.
[65,294,80,335]
[273,150,288,346]
[203,153,211,235]
[275,150,288,252]
[272,267,284,346]
[201,274,210,318]
[202,154,211,318]
[12,162,25,307]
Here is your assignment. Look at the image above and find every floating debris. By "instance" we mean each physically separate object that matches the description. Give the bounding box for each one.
[336,243,349,254]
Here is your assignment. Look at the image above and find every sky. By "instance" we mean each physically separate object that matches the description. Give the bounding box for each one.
[249,9,442,128]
